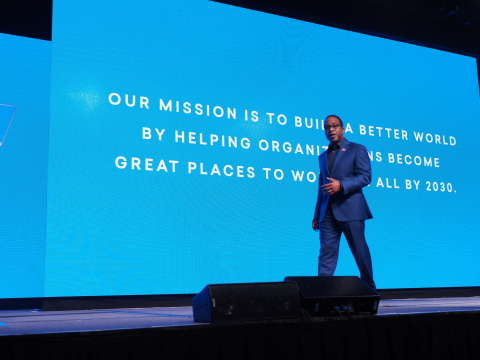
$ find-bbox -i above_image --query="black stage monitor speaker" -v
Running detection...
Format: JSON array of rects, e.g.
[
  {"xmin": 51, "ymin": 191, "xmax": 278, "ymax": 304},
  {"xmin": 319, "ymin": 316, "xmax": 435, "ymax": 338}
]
[
  {"xmin": 192, "ymin": 282, "xmax": 301, "ymax": 323},
  {"xmin": 284, "ymin": 276, "xmax": 380, "ymax": 316}
]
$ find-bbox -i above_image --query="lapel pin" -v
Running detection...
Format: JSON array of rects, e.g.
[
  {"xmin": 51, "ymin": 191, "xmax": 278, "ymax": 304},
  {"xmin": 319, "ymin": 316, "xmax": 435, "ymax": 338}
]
[{"xmin": 342, "ymin": 148, "xmax": 347, "ymax": 151}]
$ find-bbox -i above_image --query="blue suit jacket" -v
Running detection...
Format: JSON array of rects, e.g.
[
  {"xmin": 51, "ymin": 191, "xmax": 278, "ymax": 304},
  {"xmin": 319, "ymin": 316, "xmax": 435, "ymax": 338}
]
[{"xmin": 314, "ymin": 138, "xmax": 373, "ymax": 222}]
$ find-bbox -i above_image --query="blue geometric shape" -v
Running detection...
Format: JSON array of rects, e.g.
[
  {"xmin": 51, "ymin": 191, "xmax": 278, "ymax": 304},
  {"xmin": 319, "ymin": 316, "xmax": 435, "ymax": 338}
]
[
  {"xmin": 0, "ymin": 104, "xmax": 16, "ymax": 146},
  {"xmin": 0, "ymin": 322, "xmax": 9, "ymax": 327}
]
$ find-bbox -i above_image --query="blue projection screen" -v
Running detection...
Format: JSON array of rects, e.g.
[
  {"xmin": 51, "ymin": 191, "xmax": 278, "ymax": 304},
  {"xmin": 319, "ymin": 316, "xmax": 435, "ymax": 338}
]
[
  {"xmin": 45, "ymin": 0, "xmax": 480, "ymax": 296},
  {"xmin": 0, "ymin": 33, "xmax": 51, "ymax": 298}
]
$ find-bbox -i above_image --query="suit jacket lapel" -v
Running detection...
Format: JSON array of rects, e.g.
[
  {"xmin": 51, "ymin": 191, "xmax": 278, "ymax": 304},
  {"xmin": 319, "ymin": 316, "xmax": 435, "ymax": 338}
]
[
  {"xmin": 320, "ymin": 151, "xmax": 329, "ymax": 177},
  {"xmin": 331, "ymin": 138, "xmax": 350, "ymax": 175}
]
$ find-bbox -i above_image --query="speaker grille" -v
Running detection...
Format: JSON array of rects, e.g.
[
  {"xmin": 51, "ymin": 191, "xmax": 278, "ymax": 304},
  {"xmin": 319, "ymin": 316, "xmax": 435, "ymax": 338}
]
[
  {"xmin": 193, "ymin": 282, "xmax": 301, "ymax": 323},
  {"xmin": 284, "ymin": 276, "xmax": 380, "ymax": 316}
]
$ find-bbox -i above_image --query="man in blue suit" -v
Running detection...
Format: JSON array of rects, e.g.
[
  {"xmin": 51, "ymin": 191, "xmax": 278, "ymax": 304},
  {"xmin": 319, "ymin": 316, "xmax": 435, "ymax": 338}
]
[{"xmin": 312, "ymin": 115, "xmax": 375, "ymax": 289}]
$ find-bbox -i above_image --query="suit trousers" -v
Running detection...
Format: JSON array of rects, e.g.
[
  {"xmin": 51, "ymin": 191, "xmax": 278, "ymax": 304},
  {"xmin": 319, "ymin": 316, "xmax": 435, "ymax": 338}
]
[{"xmin": 319, "ymin": 206, "xmax": 376, "ymax": 289}]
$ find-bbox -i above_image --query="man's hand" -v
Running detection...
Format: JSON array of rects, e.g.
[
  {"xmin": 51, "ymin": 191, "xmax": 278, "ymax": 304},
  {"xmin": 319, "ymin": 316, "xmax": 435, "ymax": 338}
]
[
  {"xmin": 312, "ymin": 217, "xmax": 319, "ymax": 231},
  {"xmin": 321, "ymin": 177, "xmax": 342, "ymax": 195}
]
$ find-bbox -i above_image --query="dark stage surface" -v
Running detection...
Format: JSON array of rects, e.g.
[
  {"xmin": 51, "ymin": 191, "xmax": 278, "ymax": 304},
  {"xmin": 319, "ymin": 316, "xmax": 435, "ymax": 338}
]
[
  {"xmin": 1, "ymin": 297, "xmax": 480, "ymax": 359},
  {"xmin": 0, "ymin": 297, "xmax": 479, "ymax": 336}
]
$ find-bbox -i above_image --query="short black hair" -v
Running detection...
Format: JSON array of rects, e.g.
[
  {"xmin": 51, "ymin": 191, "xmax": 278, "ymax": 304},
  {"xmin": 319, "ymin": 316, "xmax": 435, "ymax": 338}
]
[{"xmin": 325, "ymin": 115, "xmax": 343, "ymax": 127}]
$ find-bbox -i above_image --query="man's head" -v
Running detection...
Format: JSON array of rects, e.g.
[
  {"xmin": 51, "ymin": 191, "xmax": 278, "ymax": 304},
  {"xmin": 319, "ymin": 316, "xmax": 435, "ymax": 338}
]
[{"xmin": 324, "ymin": 115, "xmax": 344, "ymax": 143}]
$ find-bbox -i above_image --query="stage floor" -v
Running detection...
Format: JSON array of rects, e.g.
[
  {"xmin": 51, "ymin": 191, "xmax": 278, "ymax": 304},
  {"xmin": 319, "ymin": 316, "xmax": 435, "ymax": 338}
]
[{"xmin": 1, "ymin": 297, "xmax": 479, "ymax": 337}]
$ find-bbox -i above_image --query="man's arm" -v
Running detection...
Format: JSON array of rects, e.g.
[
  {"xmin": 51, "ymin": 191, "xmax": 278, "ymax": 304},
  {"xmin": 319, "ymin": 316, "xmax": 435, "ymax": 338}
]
[{"xmin": 312, "ymin": 172, "xmax": 324, "ymax": 230}]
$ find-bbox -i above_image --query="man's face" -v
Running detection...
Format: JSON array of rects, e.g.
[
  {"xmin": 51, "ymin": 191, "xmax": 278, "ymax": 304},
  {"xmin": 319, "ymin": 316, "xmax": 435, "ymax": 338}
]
[{"xmin": 324, "ymin": 116, "xmax": 344, "ymax": 143}]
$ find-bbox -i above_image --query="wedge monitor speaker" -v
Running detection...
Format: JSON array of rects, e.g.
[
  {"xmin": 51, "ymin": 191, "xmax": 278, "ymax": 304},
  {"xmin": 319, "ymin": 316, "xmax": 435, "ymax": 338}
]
[
  {"xmin": 192, "ymin": 282, "xmax": 301, "ymax": 323},
  {"xmin": 284, "ymin": 276, "xmax": 380, "ymax": 316}
]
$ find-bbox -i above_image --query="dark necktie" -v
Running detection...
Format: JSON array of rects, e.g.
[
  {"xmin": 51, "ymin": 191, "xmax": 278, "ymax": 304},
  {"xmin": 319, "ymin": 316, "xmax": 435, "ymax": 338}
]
[{"xmin": 327, "ymin": 143, "xmax": 339, "ymax": 174}]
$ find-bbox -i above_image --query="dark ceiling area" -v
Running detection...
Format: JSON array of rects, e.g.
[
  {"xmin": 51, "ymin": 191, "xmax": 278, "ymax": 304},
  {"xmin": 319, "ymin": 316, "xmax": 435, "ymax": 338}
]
[
  {"xmin": 0, "ymin": 0, "xmax": 479, "ymax": 57},
  {"xmin": 213, "ymin": 0, "xmax": 480, "ymax": 57},
  {"xmin": 0, "ymin": 0, "xmax": 52, "ymax": 41}
]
